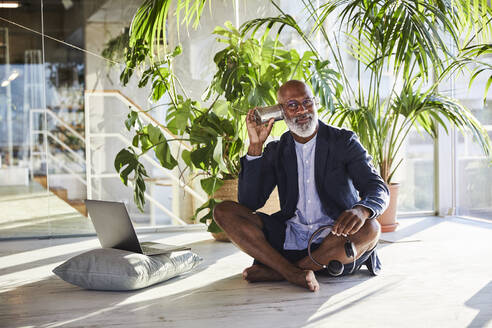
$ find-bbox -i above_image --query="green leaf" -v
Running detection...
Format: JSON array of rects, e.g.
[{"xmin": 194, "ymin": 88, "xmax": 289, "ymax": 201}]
[
  {"xmin": 120, "ymin": 67, "xmax": 131, "ymax": 86},
  {"xmin": 125, "ymin": 111, "xmax": 139, "ymax": 131},
  {"xmin": 114, "ymin": 148, "xmax": 136, "ymax": 185},
  {"xmin": 114, "ymin": 148, "xmax": 148, "ymax": 212},
  {"xmin": 138, "ymin": 68, "xmax": 153, "ymax": 88},
  {"xmin": 484, "ymin": 75, "xmax": 492, "ymax": 104},
  {"xmin": 139, "ymin": 134, "xmax": 152, "ymax": 152},
  {"xmin": 181, "ymin": 149, "xmax": 192, "ymax": 167},
  {"xmin": 211, "ymin": 100, "xmax": 230, "ymax": 117},
  {"xmin": 147, "ymin": 124, "xmax": 163, "ymax": 144},
  {"xmin": 132, "ymin": 135, "xmax": 139, "ymax": 147},
  {"xmin": 213, "ymin": 136, "xmax": 229, "ymax": 173},
  {"xmin": 141, "ymin": 124, "xmax": 178, "ymax": 169},
  {"xmin": 189, "ymin": 124, "xmax": 217, "ymax": 144},
  {"xmin": 151, "ymin": 80, "xmax": 167, "ymax": 102},
  {"xmin": 311, "ymin": 59, "xmax": 342, "ymax": 113},
  {"xmin": 194, "ymin": 198, "xmax": 213, "ymax": 216},
  {"xmin": 190, "ymin": 145, "xmax": 214, "ymax": 170},
  {"xmin": 205, "ymin": 112, "xmax": 223, "ymax": 133},
  {"xmin": 198, "ymin": 204, "xmax": 213, "ymax": 224},
  {"xmin": 191, "ymin": 198, "xmax": 223, "ymax": 232},
  {"xmin": 166, "ymin": 98, "xmax": 196, "ymax": 135},
  {"xmin": 207, "ymin": 219, "xmax": 223, "ymax": 233},
  {"xmin": 200, "ymin": 176, "xmax": 224, "ymax": 196},
  {"xmin": 171, "ymin": 44, "xmax": 182, "ymax": 57},
  {"xmin": 158, "ymin": 66, "xmax": 170, "ymax": 78},
  {"xmin": 155, "ymin": 141, "xmax": 178, "ymax": 170},
  {"xmin": 192, "ymin": 197, "xmax": 215, "ymax": 218},
  {"xmin": 228, "ymin": 137, "xmax": 243, "ymax": 158},
  {"xmin": 133, "ymin": 164, "xmax": 148, "ymax": 212}
]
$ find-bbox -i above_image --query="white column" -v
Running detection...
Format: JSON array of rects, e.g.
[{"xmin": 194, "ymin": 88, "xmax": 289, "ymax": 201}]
[
  {"xmin": 84, "ymin": 92, "xmax": 92, "ymax": 199},
  {"xmin": 435, "ymin": 123, "xmax": 456, "ymax": 216}
]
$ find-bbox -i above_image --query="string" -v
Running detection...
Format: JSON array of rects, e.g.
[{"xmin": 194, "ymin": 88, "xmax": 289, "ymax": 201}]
[{"xmin": 0, "ymin": 16, "xmax": 126, "ymax": 68}]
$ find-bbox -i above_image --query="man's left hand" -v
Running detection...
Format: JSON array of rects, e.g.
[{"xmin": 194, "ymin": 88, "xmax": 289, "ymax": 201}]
[{"xmin": 332, "ymin": 206, "xmax": 371, "ymax": 236}]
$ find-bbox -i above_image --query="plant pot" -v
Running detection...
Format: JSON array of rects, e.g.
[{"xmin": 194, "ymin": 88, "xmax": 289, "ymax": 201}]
[
  {"xmin": 211, "ymin": 178, "xmax": 280, "ymax": 242},
  {"xmin": 377, "ymin": 183, "xmax": 400, "ymax": 233},
  {"xmin": 211, "ymin": 179, "xmax": 238, "ymax": 242}
]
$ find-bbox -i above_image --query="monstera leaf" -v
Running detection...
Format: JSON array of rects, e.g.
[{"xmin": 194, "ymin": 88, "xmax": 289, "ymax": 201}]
[
  {"xmin": 114, "ymin": 148, "xmax": 148, "ymax": 211},
  {"xmin": 311, "ymin": 59, "xmax": 343, "ymax": 113}
]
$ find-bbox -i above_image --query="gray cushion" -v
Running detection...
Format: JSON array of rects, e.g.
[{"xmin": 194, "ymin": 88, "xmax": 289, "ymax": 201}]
[{"xmin": 53, "ymin": 248, "xmax": 203, "ymax": 291}]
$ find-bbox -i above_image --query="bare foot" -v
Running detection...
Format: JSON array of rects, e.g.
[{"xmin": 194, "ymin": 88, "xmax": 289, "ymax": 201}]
[
  {"xmin": 242, "ymin": 264, "xmax": 285, "ymax": 282},
  {"xmin": 286, "ymin": 269, "xmax": 319, "ymax": 292},
  {"xmin": 243, "ymin": 265, "xmax": 319, "ymax": 292}
]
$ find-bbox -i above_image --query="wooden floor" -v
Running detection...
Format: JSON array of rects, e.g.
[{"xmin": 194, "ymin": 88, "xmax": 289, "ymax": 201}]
[{"xmin": 0, "ymin": 216, "xmax": 491, "ymax": 328}]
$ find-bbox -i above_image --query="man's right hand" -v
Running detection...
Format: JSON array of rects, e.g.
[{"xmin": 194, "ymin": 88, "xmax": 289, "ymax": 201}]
[{"xmin": 246, "ymin": 108, "xmax": 275, "ymax": 156}]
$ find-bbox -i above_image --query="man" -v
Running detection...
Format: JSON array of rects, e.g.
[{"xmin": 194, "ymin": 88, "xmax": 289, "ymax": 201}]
[{"xmin": 213, "ymin": 80, "xmax": 389, "ymax": 292}]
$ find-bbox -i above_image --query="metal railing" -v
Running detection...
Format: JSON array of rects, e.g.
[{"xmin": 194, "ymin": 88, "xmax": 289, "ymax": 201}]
[
  {"xmin": 29, "ymin": 108, "xmax": 86, "ymax": 181},
  {"xmin": 46, "ymin": 153, "xmax": 87, "ymax": 186},
  {"xmin": 84, "ymin": 90, "xmax": 205, "ymax": 226}
]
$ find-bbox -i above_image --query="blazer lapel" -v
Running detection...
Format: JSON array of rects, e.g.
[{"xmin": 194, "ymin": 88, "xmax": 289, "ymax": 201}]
[{"xmin": 282, "ymin": 133, "xmax": 298, "ymax": 214}]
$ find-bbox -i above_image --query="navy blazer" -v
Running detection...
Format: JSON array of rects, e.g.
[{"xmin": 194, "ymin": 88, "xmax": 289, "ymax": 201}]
[{"xmin": 238, "ymin": 120, "xmax": 390, "ymax": 223}]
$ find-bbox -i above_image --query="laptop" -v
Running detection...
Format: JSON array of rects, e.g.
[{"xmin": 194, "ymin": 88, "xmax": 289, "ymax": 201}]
[{"xmin": 85, "ymin": 199, "xmax": 191, "ymax": 255}]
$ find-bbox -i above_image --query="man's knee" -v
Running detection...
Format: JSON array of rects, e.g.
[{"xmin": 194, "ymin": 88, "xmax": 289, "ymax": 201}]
[
  {"xmin": 360, "ymin": 218, "xmax": 381, "ymax": 241},
  {"xmin": 212, "ymin": 200, "xmax": 237, "ymax": 227},
  {"xmin": 213, "ymin": 201, "xmax": 263, "ymax": 230}
]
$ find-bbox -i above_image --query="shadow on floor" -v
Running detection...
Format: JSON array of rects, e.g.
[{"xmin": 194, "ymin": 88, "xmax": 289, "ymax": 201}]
[
  {"xmin": 0, "ymin": 270, "xmax": 386, "ymax": 327},
  {"xmin": 451, "ymin": 217, "xmax": 492, "ymax": 231},
  {"xmin": 378, "ymin": 216, "xmax": 445, "ymax": 247},
  {"xmin": 0, "ymin": 236, "xmax": 221, "ymax": 280},
  {"xmin": 465, "ymin": 280, "xmax": 492, "ymax": 328},
  {"xmin": 0, "ymin": 236, "xmax": 392, "ymax": 328},
  {"xmin": 378, "ymin": 216, "xmax": 492, "ymax": 248}
]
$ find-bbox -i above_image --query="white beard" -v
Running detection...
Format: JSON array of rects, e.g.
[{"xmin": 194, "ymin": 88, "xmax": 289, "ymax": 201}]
[{"xmin": 284, "ymin": 110, "xmax": 318, "ymax": 138}]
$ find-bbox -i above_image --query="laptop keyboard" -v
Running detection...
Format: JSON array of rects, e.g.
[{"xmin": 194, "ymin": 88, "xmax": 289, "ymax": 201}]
[{"xmin": 141, "ymin": 245, "xmax": 159, "ymax": 253}]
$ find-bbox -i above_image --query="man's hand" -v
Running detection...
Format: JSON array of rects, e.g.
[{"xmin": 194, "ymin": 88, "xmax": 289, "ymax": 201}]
[
  {"xmin": 246, "ymin": 108, "xmax": 274, "ymax": 156},
  {"xmin": 332, "ymin": 206, "xmax": 371, "ymax": 236}
]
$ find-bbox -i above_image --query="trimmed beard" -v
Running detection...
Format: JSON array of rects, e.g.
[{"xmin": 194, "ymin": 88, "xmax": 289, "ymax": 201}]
[{"xmin": 284, "ymin": 110, "xmax": 318, "ymax": 138}]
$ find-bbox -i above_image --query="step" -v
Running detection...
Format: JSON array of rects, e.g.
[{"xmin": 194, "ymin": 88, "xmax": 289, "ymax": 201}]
[
  {"xmin": 33, "ymin": 175, "xmax": 87, "ymax": 217},
  {"xmin": 33, "ymin": 175, "xmax": 47, "ymax": 189},
  {"xmin": 50, "ymin": 187, "xmax": 68, "ymax": 202},
  {"xmin": 68, "ymin": 199, "xmax": 87, "ymax": 217}
]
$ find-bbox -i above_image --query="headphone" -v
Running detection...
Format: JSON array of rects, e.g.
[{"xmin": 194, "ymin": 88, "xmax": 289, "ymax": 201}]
[{"xmin": 307, "ymin": 224, "xmax": 357, "ymax": 276}]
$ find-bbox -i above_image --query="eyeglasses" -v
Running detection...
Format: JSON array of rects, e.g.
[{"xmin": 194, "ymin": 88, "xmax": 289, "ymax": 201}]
[{"xmin": 282, "ymin": 97, "xmax": 316, "ymax": 113}]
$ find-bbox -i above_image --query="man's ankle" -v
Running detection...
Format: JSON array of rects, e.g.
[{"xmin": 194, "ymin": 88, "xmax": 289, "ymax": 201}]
[
  {"xmin": 296, "ymin": 257, "xmax": 323, "ymax": 271},
  {"xmin": 280, "ymin": 265, "xmax": 298, "ymax": 277}
]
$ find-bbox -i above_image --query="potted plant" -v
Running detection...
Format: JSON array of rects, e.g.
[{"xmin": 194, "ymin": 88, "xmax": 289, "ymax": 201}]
[
  {"xmin": 193, "ymin": 22, "xmax": 342, "ymax": 239},
  {"xmin": 113, "ymin": 17, "xmax": 341, "ymax": 238},
  {"xmin": 240, "ymin": 0, "xmax": 492, "ymax": 232}
]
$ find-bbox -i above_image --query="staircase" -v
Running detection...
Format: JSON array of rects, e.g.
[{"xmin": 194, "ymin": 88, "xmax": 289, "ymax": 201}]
[
  {"xmin": 29, "ymin": 90, "xmax": 206, "ymax": 226},
  {"xmin": 84, "ymin": 90, "xmax": 208, "ymax": 226},
  {"xmin": 30, "ymin": 106, "xmax": 89, "ymax": 218},
  {"xmin": 33, "ymin": 175, "xmax": 87, "ymax": 216}
]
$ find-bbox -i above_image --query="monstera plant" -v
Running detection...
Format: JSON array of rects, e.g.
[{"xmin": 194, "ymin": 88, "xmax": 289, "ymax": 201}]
[{"xmin": 114, "ymin": 19, "xmax": 341, "ymax": 232}]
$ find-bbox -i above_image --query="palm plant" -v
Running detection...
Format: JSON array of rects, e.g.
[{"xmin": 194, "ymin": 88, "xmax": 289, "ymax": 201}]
[
  {"xmin": 445, "ymin": 0, "xmax": 492, "ymax": 102},
  {"xmin": 240, "ymin": 0, "xmax": 492, "ymax": 183}
]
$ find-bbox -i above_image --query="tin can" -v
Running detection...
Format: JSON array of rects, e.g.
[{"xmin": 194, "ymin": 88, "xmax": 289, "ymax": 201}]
[{"xmin": 253, "ymin": 104, "xmax": 284, "ymax": 125}]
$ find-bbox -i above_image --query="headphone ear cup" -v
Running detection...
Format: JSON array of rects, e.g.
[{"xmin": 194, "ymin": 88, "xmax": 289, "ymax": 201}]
[
  {"xmin": 327, "ymin": 260, "xmax": 344, "ymax": 276},
  {"xmin": 344, "ymin": 240, "xmax": 357, "ymax": 258}
]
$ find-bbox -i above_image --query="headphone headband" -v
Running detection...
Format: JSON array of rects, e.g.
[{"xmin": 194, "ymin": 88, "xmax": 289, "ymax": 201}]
[{"xmin": 307, "ymin": 224, "xmax": 357, "ymax": 275}]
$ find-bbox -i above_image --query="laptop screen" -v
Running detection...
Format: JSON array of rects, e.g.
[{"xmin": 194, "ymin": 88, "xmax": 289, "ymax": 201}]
[{"xmin": 85, "ymin": 200, "xmax": 142, "ymax": 253}]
